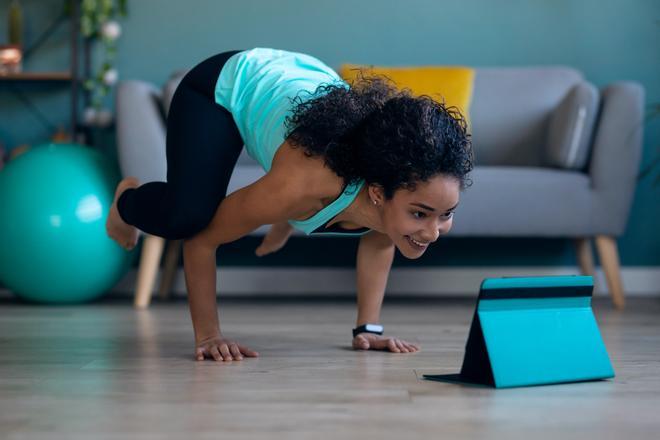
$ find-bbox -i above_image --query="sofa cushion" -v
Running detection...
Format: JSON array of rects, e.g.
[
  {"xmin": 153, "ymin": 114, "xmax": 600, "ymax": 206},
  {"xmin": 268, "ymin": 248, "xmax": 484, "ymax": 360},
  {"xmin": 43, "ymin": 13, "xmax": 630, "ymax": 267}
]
[
  {"xmin": 544, "ymin": 82, "xmax": 599, "ymax": 170},
  {"xmin": 448, "ymin": 166, "xmax": 592, "ymax": 236}
]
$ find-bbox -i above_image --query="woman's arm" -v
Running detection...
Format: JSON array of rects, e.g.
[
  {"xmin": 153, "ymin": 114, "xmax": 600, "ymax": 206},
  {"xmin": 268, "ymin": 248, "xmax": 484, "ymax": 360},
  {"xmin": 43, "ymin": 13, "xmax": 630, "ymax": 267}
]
[
  {"xmin": 183, "ymin": 239, "xmax": 222, "ymax": 341},
  {"xmin": 355, "ymin": 230, "xmax": 396, "ymax": 326},
  {"xmin": 184, "ymin": 170, "xmax": 310, "ymax": 359},
  {"xmin": 353, "ymin": 230, "xmax": 420, "ymax": 353},
  {"xmin": 192, "ymin": 170, "xmax": 304, "ymax": 249}
]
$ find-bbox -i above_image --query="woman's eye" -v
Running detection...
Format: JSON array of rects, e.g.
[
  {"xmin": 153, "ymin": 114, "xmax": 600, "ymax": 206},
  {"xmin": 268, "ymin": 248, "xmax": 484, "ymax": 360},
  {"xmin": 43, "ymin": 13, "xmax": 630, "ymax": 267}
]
[{"xmin": 412, "ymin": 211, "xmax": 453, "ymax": 220}]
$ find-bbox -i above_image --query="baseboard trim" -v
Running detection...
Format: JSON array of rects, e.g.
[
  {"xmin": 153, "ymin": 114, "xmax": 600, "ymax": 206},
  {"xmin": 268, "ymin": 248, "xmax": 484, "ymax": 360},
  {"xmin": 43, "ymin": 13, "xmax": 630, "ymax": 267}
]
[{"xmin": 106, "ymin": 266, "xmax": 660, "ymax": 297}]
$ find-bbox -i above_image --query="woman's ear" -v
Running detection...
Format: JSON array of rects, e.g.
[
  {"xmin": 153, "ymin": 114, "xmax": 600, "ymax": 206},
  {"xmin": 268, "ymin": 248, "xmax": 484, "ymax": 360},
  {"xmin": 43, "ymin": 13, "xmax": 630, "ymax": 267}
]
[{"xmin": 367, "ymin": 183, "xmax": 385, "ymax": 206}]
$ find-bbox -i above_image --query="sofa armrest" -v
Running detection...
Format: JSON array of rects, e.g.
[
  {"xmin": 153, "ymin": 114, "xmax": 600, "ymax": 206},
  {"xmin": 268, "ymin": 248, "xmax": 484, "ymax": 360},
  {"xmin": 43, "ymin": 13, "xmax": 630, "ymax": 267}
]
[
  {"xmin": 589, "ymin": 81, "xmax": 645, "ymax": 235},
  {"xmin": 115, "ymin": 80, "xmax": 168, "ymax": 182}
]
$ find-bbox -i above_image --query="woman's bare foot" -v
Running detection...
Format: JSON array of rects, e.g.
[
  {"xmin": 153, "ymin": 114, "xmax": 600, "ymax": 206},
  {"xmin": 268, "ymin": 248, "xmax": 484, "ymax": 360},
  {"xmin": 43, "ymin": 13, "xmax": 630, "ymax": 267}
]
[
  {"xmin": 255, "ymin": 221, "xmax": 293, "ymax": 257},
  {"xmin": 106, "ymin": 177, "xmax": 140, "ymax": 250}
]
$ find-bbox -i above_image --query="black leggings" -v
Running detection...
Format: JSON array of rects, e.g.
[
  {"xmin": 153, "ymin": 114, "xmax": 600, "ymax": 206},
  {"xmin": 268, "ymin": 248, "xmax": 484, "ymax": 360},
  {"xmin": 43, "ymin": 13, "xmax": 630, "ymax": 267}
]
[{"xmin": 117, "ymin": 49, "xmax": 245, "ymax": 240}]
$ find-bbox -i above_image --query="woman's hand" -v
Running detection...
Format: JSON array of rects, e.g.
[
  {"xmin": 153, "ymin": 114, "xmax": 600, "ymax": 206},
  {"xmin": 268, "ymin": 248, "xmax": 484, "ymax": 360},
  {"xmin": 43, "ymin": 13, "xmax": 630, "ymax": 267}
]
[
  {"xmin": 352, "ymin": 333, "xmax": 420, "ymax": 353},
  {"xmin": 195, "ymin": 333, "xmax": 260, "ymax": 362},
  {"xmin": 255, "ymin": 221, "xmax": 293, "ymax": 257}
]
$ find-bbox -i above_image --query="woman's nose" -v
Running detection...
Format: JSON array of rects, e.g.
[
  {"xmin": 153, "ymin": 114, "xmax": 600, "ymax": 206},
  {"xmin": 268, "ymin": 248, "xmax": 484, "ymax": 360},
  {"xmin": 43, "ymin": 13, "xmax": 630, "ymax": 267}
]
[
  {"xmin": 423, "ymin": 228, "xmax": 441, "ymax": 243},
  {"xmin": 430, "ymin": 221, "xmax": 452, "ymax": 240}
]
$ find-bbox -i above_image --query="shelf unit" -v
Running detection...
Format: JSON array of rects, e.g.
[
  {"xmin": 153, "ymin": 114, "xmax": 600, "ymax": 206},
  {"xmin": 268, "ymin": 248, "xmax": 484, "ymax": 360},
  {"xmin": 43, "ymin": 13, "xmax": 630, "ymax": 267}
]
[
  {"xmin": 0, "ymin": 72, "xmax": 72, "ymax": 81},
  {"xmin": 0, "ymin": 0, "xmax": 91, "ymax": 143}
]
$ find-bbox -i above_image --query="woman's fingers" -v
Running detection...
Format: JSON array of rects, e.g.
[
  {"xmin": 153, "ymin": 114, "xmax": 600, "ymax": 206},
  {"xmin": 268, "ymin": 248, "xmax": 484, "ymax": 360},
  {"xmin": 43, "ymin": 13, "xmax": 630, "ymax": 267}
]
[
  {"xmin": 209, "ymin": 345, "xmax": 223, "ymax": 362},
  {"xmin": 349, "ymin": 335, "xmax": 419, "ymax": 354},
  {"xmin": 238, "ymin": 344, "xmax": 259, "ymax": 357},
  {"xmin": 229, "ymin": 344, "xmax": 243, "ymax": 360},
  {"xmin": 195, "ymin": 337, "xmax": 259, "ymax": 362},
  {"xmin": 370, "ymin": 337, "xmax": 406, "ymax": 353},
  {"xmin": 401, "ymin": 341, "xmax": 416, "ymax": 352},
  {"xmin": 386, "ymin": 338, "xmax": 419, "ymax": 353},
  {"xmin": 387, "ymin": 338, "xmax": 400, "ymax": 353},
  {"xmin": 353, "ymin": 335, "xmax": 370, "ymax": 350},
  {"xmin": 196, "ymin": 344, "xmax": 258, "ymax": 361},
  {"xmin": 395, "ymin": 339, "xmax": 409, "ymax": 353},
  {"xmin": 218, "ymin": 344, "xmax": 233, "ymax": 361}
]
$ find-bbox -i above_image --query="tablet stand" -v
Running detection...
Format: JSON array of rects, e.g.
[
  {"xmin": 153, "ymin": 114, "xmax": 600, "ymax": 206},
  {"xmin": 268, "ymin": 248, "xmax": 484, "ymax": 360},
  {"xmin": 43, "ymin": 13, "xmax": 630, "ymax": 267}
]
[{"xmin": 424, "ymin": 275, "xmax": 615, "ymax": 388}]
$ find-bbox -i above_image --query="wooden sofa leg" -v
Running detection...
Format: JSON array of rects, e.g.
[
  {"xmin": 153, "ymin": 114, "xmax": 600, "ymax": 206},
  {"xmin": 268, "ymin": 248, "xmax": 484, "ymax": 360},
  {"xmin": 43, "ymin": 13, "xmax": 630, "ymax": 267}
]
[
  {"xmin": 594, "ymin": 235, "xmax": 626, "ymax": 310},
  {"xmin": 133, "ymin": 234, "xmax": 166, "ymax": 309},
  {"xmin": 158, "ymin": 239, "xmax": 182, "ymax": 300},
  {"xmin": 574, "ymin": 237, "xmax": 595, "ymax": 276}
]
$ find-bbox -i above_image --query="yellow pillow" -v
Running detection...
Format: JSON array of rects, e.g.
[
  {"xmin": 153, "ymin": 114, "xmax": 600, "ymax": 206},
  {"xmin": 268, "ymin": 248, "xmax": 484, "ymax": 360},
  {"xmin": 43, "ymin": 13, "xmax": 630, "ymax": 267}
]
[{"xmin": 339, "ymin": 63, "xmax": 475, "ymax": 130}]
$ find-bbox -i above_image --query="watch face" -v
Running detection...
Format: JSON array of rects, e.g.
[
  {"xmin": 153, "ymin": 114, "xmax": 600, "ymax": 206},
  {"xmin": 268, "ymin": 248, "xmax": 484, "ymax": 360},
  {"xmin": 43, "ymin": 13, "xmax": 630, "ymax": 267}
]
[{"xmin": 365, "ymin": 324, "xmax": 383, "ymax": 332}]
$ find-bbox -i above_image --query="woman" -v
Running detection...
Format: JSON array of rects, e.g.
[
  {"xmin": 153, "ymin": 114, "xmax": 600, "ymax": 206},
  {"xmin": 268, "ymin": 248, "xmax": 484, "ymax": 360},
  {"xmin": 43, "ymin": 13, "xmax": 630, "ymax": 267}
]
[{"xmin": 106, "ymin": 47, "xmax": 473, "ymax": 362}]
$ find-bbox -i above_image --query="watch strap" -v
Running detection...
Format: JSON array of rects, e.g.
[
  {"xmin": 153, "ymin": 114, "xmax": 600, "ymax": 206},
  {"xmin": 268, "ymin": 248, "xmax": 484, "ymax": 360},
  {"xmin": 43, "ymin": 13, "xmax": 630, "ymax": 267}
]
[{"xmin": 352, "ymin": 323, "xmax": 384, "ymax": 338}]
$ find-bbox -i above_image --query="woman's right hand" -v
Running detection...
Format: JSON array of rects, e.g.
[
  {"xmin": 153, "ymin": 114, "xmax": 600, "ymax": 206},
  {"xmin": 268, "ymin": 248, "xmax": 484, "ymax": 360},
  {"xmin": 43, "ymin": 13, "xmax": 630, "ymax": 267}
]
[{"xmin": 195, "ymin": 333, "xmax": 260, "ymax": 362}]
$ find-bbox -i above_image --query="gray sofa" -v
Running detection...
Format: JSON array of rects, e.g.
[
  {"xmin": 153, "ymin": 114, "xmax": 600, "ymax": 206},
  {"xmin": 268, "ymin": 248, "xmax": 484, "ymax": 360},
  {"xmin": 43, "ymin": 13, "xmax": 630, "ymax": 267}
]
[{"xmin": 116, "ymin": 65, "xmax": 644, "ymax": 309}]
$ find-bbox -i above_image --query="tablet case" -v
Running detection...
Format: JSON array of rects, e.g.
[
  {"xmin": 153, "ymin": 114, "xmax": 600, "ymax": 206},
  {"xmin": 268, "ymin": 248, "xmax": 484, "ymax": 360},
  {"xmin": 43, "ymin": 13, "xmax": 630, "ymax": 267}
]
[{"xmin": 423, "ymin": 275, "xmax": 615, "ymax": 388}]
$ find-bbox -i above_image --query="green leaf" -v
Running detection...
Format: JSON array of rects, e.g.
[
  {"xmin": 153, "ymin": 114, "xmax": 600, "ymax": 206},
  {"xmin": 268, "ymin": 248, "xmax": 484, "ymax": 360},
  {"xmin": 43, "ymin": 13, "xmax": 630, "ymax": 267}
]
[{"xmin": 81, "ymin": 17, "xmax": 93, "ymax": 37}]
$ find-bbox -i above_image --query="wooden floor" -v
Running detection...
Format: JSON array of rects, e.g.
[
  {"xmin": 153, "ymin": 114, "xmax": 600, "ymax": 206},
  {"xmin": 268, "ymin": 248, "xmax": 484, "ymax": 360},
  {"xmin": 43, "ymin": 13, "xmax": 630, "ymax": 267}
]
[{"xmin": 1, "ymin": 295, "xmax": 659, "ymax": 439}]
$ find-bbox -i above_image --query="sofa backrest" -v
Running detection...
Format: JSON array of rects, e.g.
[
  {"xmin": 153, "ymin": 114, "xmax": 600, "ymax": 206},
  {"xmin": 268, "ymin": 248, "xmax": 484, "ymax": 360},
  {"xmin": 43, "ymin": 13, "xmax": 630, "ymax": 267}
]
[{"xmin": 162, "ymin": 66, "xmax": 590, "ymax": 168}]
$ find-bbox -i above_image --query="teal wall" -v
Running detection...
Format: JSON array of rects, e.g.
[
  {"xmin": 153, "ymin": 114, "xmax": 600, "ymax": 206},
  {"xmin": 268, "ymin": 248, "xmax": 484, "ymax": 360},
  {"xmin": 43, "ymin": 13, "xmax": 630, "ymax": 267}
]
[{"xmin": 1, "ymin": 0, "xmax": 659, "ymax": 267}]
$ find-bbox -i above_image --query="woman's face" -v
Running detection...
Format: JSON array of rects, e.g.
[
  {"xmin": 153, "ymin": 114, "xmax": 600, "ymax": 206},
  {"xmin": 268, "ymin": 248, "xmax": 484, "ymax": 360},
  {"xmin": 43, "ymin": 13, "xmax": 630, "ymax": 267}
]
[{"xmin": 372, "ymin": 175, "xmax": 460, "ymax": 259}]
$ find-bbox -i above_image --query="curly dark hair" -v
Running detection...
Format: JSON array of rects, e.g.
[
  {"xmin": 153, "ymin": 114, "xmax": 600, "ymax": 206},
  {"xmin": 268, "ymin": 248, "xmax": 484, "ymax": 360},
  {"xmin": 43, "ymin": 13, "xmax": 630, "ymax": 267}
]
[{"xmin": 283, "ymin": 70, "xmax": 474, "ymax": 200}]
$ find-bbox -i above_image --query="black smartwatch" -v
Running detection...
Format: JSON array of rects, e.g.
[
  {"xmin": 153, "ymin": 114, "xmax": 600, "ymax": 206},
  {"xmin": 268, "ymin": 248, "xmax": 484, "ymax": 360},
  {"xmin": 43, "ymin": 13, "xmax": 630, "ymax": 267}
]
[{"xmin": 352, "ymin": 323, "xmax": 384, "ymax": 338}]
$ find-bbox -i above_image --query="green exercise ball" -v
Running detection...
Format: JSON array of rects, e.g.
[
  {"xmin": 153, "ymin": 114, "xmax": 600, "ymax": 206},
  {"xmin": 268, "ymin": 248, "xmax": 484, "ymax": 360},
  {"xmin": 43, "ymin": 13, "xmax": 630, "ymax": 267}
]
[{"xmin": 0, "ymin": 143, "xmax": 133, "ymax": 304}]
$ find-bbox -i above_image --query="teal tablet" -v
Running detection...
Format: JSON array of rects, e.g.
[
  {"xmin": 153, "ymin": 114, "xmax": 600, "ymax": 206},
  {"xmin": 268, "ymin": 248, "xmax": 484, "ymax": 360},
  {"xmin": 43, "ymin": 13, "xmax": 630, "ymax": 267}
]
[{"xmin": 423, "ymin": 275, "xmax": 615, "ymax": 388}]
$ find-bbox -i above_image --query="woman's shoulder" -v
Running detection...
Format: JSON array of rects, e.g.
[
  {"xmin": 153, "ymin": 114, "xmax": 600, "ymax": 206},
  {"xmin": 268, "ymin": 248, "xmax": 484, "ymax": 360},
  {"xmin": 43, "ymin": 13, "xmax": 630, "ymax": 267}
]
[{"xmin": 270, "ymin": 139, "xmax": 345, "ymax": 201}]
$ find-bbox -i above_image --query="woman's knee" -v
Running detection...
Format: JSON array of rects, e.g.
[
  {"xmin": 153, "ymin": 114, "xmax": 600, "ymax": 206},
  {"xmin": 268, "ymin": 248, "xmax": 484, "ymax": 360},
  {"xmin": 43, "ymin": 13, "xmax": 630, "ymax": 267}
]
[{"xmin": 165, "ymin": 204, "xmax": 217, "ymax": 240}]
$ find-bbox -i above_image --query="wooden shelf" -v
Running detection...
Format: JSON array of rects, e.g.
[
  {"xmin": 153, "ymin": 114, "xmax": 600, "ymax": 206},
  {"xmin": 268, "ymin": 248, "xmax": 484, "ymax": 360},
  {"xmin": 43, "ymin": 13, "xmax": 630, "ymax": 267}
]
[{"xmin": 0, "ymin": 71, "xmax": 73, "ymax": 81}]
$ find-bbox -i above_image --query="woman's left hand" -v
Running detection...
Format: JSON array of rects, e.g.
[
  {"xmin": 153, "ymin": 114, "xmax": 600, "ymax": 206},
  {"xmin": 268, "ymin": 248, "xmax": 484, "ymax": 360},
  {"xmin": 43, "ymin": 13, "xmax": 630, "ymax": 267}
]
[{"xmin": 352, "ymin": 333, "xmax": 420, "ymax": 353}]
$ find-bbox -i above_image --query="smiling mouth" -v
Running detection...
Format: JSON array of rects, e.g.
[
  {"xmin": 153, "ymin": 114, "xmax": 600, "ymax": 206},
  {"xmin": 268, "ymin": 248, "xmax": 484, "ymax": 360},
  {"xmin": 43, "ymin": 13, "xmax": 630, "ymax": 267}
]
[{"xmin": 405, "ymin": 235, "xmax": 429, "ymax": 249}]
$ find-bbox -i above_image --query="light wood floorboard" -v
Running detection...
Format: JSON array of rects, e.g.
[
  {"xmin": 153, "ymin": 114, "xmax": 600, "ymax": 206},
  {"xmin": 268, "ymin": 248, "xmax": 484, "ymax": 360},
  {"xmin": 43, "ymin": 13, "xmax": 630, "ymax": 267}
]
[{"xmin": 1, "ymin": 296, "xmax": 659, "ymax": 439}]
